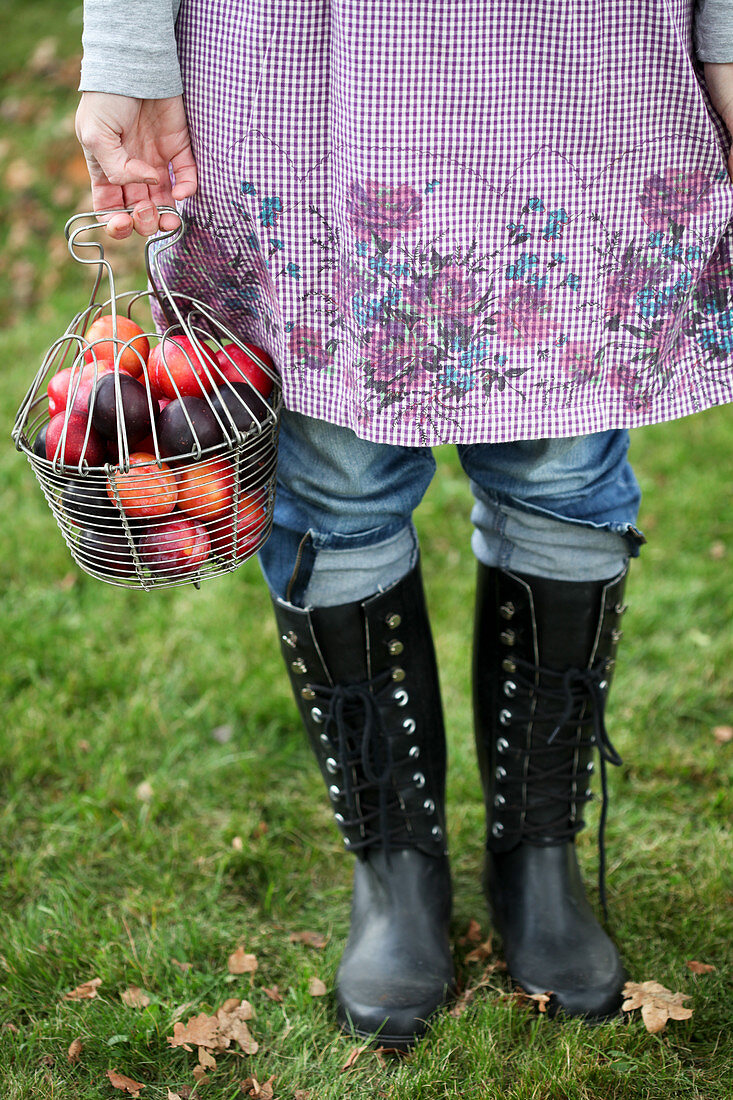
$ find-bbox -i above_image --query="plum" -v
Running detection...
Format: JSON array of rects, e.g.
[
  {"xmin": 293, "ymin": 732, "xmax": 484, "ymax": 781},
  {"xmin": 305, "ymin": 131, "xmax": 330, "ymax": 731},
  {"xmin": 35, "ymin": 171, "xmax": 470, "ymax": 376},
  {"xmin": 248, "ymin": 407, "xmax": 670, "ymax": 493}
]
[
  {"xmin": 91, "ymin": 372, "xmax": 155, "ymax": 447},
  {"xmin": 76, "ymin": 526, "xmax": 137, "ymax": 577},
  {"xmin": 61, "ymin": 479, "xmax": 120, "ymax": 528},
  {"xmin": 32, "ymin": 424, "xmax": 48, "ymax": 459},
  {"xmin": 210, "ymin": 382, "xmax": 270, "ymax": 436},
  {"xmin": 139, "ymin": 515, "xmax": 210, "ymax": 577},
  {"xmin": 157, "ymin": 396, "xmax": 223, "ymax": 458},
  {"xmin": 46, "ymin": 411, "xmax": 106, "ymax": 468}
]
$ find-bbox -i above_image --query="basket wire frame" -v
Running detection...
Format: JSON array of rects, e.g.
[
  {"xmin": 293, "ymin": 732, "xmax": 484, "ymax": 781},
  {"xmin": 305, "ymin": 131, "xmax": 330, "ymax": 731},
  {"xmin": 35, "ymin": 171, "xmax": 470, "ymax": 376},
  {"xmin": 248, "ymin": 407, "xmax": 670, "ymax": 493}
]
[{"xmin": 12, "ymin": 208, "xmax": 282, "ymax": 591}]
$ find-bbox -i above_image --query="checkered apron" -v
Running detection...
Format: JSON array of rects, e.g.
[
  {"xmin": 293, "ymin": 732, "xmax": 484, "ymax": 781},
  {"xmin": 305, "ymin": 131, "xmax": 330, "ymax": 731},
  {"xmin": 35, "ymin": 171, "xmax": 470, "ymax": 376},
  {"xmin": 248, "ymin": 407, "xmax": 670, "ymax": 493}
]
[{"xmin": 159, "ymin": 0, "xmax": 733, "ymax": 445}]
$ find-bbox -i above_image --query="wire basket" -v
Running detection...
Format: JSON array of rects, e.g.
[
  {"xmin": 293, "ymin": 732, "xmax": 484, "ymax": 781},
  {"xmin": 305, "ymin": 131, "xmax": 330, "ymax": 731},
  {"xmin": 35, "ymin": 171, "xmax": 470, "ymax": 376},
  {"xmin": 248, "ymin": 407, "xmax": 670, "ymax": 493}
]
[{"xmin": 12, "ymin": 208, "xmax": 282, "ymax": 591}]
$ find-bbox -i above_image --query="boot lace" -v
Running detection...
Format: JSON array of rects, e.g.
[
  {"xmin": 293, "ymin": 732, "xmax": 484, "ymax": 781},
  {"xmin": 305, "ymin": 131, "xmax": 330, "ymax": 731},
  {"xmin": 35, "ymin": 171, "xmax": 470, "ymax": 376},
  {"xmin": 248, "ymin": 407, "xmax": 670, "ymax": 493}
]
[
  {"xmin": 502, "ymin": 656, "xmax": 623, "ymax": 915},
  {"xmin": 316, "ymin": 669, "xmax": 428, "ymax": 857}
]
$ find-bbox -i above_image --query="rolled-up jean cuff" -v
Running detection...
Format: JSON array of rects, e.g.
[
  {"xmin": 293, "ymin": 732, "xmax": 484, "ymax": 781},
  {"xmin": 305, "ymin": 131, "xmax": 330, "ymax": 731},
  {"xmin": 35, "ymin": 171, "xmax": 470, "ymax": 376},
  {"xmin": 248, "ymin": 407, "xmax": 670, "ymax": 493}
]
[{"xmin": 470, "ymin": 490, "xmax": 644, "ymax": 582}]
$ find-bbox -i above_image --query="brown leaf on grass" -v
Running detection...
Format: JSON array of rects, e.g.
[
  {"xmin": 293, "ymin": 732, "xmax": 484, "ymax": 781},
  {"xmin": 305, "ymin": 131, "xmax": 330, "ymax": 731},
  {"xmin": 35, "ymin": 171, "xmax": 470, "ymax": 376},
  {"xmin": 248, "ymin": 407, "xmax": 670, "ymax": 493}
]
[
  {"xmin": 289, "ymin": 930, "xmax": 327, "ymax": 949},
  {"xmin": 262, "ymin": 986, "xmax": 283, "ymax": 1003},
  {"xmin": 621, "ymin": 980, "xmax": 693, "ymax": 1034},
  {"xmin": 686, "ymin": 960, "xmax": 716, "ymax": 975},
  {"xmin": 457, "ymin": 918, "xmax": 483, "ymax": 946},
  {"xmin": 121, "ymin": 986, "xmax": 151, "ymax": 1008},
  {"xmin": 228, "ymin": 947, "xmax": 258, "ymax": 974},
  {"xmin": 240, "ymin": 1075, "xmax": 276, "ymax": 1098},
  {"xmin": 168, "ymin": 1088, "xmax": 192, "ymax": 1100},
  {"xmin": 449, "ymin": 989, "xmax": 475, "ymax": 1019},
  {"xmin": 713, "ymin": 725, "xmax": 733, "ymax": 744},
  {"xmin": 307, "ymin": 977, "xmax": 327, "ymax": 997},
  {"xmin": 167, "ymin": 1013, "xmax": 221, "ymax": 1052},
  {"xmin": 341, "ymin": 1044, "xmax": 368, "ymax": 1070},
  {"xmin": 198, "ymin": 1047, "xmax": 217, "ymax": 1070},
  {"xmin": 64, "ymin": 977, "xmax": 102, "ymax": 1000},
  {"xmin": 3, "ymin": 1023, "xmax": 20, "ymax": 1033},
  {"xmin": 192, "ymin": 1066, "xmax": 209, "ymax": 1085},
  {"xmin": 172, "ymin": 959, "xmax": 192, "ymax": 972},
  {"xmin": 293, "ymin": 1092, "xmax": 312, "ymax": 1100},
  {"xmin": 167, "ymin": 1092, "xmax": 183, "ymax": 1100},
  {"xmin": 106, "ymin": 1069, "xmax": 146, "ymax": 1095},
  {"xmin": 67, "ymin": 1038, "xmax": 83, "ymax": 1064},
  {"xmin": 509, "ymin": 988, "xmax": 552, "ymax": 1013},
  {"xmin": 217, "ymin": 1001, "xmax": 258, "ymax": 1054},
  {"xmin": 464, "ymin": 937, "xmax": 494, "ymax": 964}
]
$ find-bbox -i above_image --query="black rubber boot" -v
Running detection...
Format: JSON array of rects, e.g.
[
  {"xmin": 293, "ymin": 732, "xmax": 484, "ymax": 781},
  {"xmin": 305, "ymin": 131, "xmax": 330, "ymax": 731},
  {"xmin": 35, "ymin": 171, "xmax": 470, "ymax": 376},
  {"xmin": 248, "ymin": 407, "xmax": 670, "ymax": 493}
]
[
  {"xmin": 272, "ymin": 562, "xmax": 455, "ymax": 1049},
  {"xmin": 473, "ymin": 564, "xmax": 629, "ymax": 1020}
]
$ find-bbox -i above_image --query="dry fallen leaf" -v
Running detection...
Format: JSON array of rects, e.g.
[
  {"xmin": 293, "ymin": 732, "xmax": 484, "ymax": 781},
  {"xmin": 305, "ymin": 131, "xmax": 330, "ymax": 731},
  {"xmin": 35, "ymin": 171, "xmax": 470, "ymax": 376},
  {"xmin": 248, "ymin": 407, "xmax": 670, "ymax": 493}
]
[
  {"xmin": 167, "ymin": 1092, "xmax": 183, "ymax": 1100},
  {"xmin": 240, "ymin": 1075, "xmax": 276, "ymax": 1098},
  {"xmin": 232, "ymin": 836, "xmax": 244, "ymax": 851},
  {"xmin": 67, "ymin": 1038, "xmax": 83, "ymax": 1064},
  {"xmin": 135, "ymin": 781, "xmax": 154, "ymax": 803},
  {"xmin": 713, "ymin": 725, "xmax": 733, "ymax": 744},
  {"xmin": 262, "ymin": 986, "xmax": 283, "ymax": 1003},
  {"xmin": 192, "ymin": 1066, "xmax": 209, "ymax": 1085},
  {"xmin": 686, "ymin": 960, "xmax": 716, "ymax": 975},
  {"xmin": 64, "ymin": 977, "xmax": 102, "ymax": 1001},
  {"xmin": 308, "ymin": 977, "xmax": 327, "ymax": 997},
  {"xmin": 217, "ymin": 1000, "xmax": 258, "ymax": 1054},
  {"xmin": 293, "ymin": 1092, "xmax": 312, "ymax": 1100},
  {"xmin": 198, "ymin": 1047, "xmax": 217, "ymax": 1070},
  {"xmin": 622, "ymin": 980, "xmax": 693, "ymax": 1034},
  {"xmin": 464, "ymin": 937, "xmax": 494, "ymax": 965},
  {"xmin": 458, "ymin": 918, "xmax": 483, "ymax": 946},
  {"xmin": 341, "ymin": 1044, "xmax": 368, "ymax": 1070},
  {"xmin": 228, "ymin": 947, "xmax": 258, "ymax": 975},
  {"xmin": 289, "ymin": 930, "xmax": 327, "ymax": 949},
  {"xmin": 121, "ymin": 986, "xmax": 151, "ymax": 1008},
  {"xmin": 509, "ymin": 988, "xmax": 552, "ymax": 1013},
  {"xmin": 106, "ymin": 1069, "xmax": 146, "ymax": 1095},
  {"xmin": 172, "ymin": 959, "xmax": 192, "ymax": 972},
  {"xmin": 449, "ymin": 989, "xmax": 475, "ymax": 1019},
  {"xmin": 168, "ymin": 1013, "xmax": 221, "ymax": 1052}
]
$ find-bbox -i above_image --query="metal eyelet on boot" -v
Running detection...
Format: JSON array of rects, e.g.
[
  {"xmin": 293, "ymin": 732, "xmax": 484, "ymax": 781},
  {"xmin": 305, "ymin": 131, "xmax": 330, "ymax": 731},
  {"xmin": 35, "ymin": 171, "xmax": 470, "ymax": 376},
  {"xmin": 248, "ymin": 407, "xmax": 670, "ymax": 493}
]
[
  {"xmin": 319, "ymin": 732, "xmax": 330, "ymax": 746},
  {"xmin": 492, "ymin": 821, "xmax": 504, "ymax": 837},
  {"xmin": 281, "ymin": 631, "xmax": 298, "ymax": 648},
  {"xmin": 495, "ymin": 765, "xmax": 507, "ymax": 780},
  {"xmin": 502, "ymin": 657, "xmax": 516, "ymax": 674},
  {"xmin": 311, "ymin": 707, "xmax": 324, "ymax": 723},
  {"xmin": 385, "ymin": 612, "xmax": 401, "ymax": 629},
  {"xmin": 431, "ymin": 825, "xmax": 443, "ymax": 841},
  {"xmin": 391, "ymin": 667, "xmax": 406, "ymax": 682},
  {"xmin": 393, "ymin": 688, "xmax": 409, "ymax": 706},
  {"xmin": 387, "ymin": 639, "xmax": 404, "ymax": 656},
  {"xmin": 403, "ymin": 717, "xmax": 416, "ymax": 733},
  {"xmin": 499, "ymin": 601, "xmax": 515, "ymax": 620},
  {"xmin": 500, "ymin": 629, "xmax": 516, "ymax": 646},
  {"xmin": 329, "ymin": 784, "xmax": 341, "ymax": 801},
  {"xmin": 334, "ymin": 813, "xmax": 345, "ymax": 825},
  {"xmin": 413, "ymin": 772, "xmax": 426, "ymax": 789},
  {"xmin": 291, "ymin": 657, "xmax": 307, "ymax": 674},
  {"xmin": 494, "ymin": 793, "xmax": 506, "ymax": 807},
  {"xmin": 301, "ymin": 685, "xmax": 315, "ymax": 700},
  {"xmin": 409, "ymin": 745, "xmax": 420, "ymax": 759},
  {"xmin": 326, "ymin": 758, "xmax": 338, "ymax": 774},
  {"xmin": 423, "ymin": 799, "xmax": 435, "ymax": 813},
  {"xmin": 499, "ymin": 706, "xmax": 512, "ymax": 725},
  {"xmin": 343, "ymin": 837, "xmax": 352, "ymax": 849},
  {"xmin": 503, "ymin": 680, "xmax": 517, "ymax": 697},
  {"xmin": 497, "ymin": 737, "xmax": 510, "ymax": 753},
  {"xmin": 586, "ymin": 762, "xmax": 594, "ymax": 773}
]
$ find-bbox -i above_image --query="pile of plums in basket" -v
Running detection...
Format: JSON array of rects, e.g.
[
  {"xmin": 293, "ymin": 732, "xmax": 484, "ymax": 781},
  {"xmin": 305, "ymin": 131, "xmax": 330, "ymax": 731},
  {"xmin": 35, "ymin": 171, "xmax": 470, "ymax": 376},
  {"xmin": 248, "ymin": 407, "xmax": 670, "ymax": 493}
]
[{"xmin": 38, "ymin": 316, "xmax": 277, "ymax": 579}]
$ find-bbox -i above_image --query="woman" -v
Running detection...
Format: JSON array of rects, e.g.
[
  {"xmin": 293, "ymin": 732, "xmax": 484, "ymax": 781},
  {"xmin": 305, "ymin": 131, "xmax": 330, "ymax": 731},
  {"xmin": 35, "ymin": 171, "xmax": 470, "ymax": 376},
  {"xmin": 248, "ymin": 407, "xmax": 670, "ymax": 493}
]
[{"xmin": 76, "ymin": 0, "xmax": 733, "ymax": 1048}]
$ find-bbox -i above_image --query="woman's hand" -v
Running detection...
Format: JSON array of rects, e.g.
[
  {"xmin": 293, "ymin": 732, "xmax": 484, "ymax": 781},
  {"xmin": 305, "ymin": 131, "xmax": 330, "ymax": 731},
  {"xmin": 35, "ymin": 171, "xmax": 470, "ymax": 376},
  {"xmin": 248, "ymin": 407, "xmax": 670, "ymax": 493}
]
[
  {"xmin": 75, "ymin": 92, "xmax": 198, "ymax": 238},
  {"xmin": 703, "ymin": 62, "xmax": 733, "ymax": 183}
]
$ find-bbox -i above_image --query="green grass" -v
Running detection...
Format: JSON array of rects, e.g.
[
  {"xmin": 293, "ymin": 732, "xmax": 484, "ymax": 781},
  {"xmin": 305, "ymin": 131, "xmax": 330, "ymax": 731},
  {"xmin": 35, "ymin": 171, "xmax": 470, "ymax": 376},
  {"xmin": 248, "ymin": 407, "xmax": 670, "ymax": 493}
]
[{"xmin": 1, "ymin": 4, "xmax": 732, "ymax": 1097}]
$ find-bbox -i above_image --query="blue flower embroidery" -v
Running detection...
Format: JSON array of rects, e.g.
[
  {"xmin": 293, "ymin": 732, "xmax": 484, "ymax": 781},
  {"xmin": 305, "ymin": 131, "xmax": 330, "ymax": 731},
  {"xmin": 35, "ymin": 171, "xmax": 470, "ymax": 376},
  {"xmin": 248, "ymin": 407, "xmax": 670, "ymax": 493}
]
[
  {"xmin": 527, "ymin": 197, "xmax": 545, "ymax": 212},
  {"xmin": 240, "ymin": 180, "xmax": 257, "ymax": 195},
  {"xmin": 285, "ymin": 262, "xmax": 301, "ymax": 280},
  {"xmin": 260, "ymin": 196, "xmax": 283, "ymax": 228},
  {"xmin": 505, "ymin": 253, "xmax": 539, "ymax": 280},
  {"xmin": 542, "ymin": 208, "xmax": 570, "ymax": 242},
  {"xmin": 425, "ymin": 179, "xmax": 441, "ymax": 193}
]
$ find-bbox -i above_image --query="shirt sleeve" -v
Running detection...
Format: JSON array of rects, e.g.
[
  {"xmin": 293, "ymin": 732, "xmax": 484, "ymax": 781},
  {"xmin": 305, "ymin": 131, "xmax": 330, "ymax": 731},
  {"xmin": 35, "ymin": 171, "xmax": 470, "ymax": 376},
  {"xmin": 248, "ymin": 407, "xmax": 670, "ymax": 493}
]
[
  {"xmin": 695, "ymin": 0, "xmax": 733, "ymax": 63},
  {"xmin": 79, "ymin": 0, "xmax": 184, "ymax": 98}
]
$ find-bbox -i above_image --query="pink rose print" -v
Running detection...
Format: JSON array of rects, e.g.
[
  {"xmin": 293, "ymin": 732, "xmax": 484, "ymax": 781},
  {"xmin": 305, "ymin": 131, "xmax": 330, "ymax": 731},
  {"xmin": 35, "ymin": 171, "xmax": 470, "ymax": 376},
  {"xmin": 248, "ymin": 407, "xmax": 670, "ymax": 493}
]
[
  {"xmin": 496, "ymin": 283, "xmax": 557, "ymax": 344},
  {"xmin": 638, "ymin": 168, "xmax": 713, "ymax": 232},
  {"xmin": 403, "ymin": 264, "xmax": 481, "ymax": 321},
  {"xmin": 346, "ymin": 179, "xmax": 423, "ymax": 242},
  {"xmin": 288, "ymin": 324, "xmax": 330, "ymax": 370}
]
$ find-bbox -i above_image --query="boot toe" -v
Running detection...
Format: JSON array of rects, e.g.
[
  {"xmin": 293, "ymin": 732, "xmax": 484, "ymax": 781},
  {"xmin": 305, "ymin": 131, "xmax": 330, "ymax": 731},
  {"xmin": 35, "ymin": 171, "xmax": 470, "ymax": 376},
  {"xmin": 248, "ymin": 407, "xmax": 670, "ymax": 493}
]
[
  {"xmin": 508, "ymin": 943, "xmax": 626, "ymax": 1021},
  {"xmin": 336, "ymin": 967, "xmax": 454, "ymax": 1049}
]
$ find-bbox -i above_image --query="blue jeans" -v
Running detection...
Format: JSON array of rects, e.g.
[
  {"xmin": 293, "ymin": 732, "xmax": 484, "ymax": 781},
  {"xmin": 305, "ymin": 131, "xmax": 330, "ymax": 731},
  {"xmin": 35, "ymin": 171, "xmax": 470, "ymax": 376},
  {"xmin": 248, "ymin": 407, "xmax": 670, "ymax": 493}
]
[{"xmin": 259, "ymin": 411, "xmax": 644, "ymax": 607}]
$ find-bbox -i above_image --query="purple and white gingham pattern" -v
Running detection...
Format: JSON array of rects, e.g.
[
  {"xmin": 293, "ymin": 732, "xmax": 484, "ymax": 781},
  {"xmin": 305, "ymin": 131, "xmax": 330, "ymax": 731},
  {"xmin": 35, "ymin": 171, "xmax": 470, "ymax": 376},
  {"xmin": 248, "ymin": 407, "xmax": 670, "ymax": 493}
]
[{"xmin": 158, "ymin": 0, "xmax": 733, "ymax": 446}]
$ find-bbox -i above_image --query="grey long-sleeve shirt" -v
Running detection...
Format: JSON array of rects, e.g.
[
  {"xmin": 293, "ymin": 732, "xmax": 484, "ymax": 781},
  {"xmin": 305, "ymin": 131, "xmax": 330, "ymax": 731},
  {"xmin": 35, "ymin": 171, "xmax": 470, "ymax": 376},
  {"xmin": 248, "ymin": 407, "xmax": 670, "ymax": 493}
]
[{"xmin": 79, "ymin": 0, "xmax": 733, "ymax": 101}]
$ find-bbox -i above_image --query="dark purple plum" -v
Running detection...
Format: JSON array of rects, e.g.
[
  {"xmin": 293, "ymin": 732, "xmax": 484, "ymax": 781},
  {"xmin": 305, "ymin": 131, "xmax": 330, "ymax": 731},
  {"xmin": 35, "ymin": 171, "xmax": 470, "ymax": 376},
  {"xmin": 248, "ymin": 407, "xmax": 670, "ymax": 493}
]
[
  {"xmin": 91, "ymin": 372, "xmax": 154, "ymax": 447},
  {"xmin": 75, "ymin": 526, "xmax": 137, "ymax": 577},
  {"xmin": 210, "ymin": 383, "xmax": 269, "ymax": 435},
  {"xmin": 32, "ymin": 424, "xmax": 48, "ymax": 459},
  {"xmin": 157, "ymin": 396, "xmax": 223, "ymax": 458},
  {"xmin": 61, "ymin": 479, "xmax": 119, "ymax": 528}
]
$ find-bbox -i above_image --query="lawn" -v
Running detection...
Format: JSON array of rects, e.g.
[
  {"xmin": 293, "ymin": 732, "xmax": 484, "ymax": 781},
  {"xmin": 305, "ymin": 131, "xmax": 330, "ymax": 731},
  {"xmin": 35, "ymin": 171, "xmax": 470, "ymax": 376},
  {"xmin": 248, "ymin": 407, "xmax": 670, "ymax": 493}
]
[{"xmin": 1, "ymin": 5, "xmax": 731, "ymax": 1098}]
